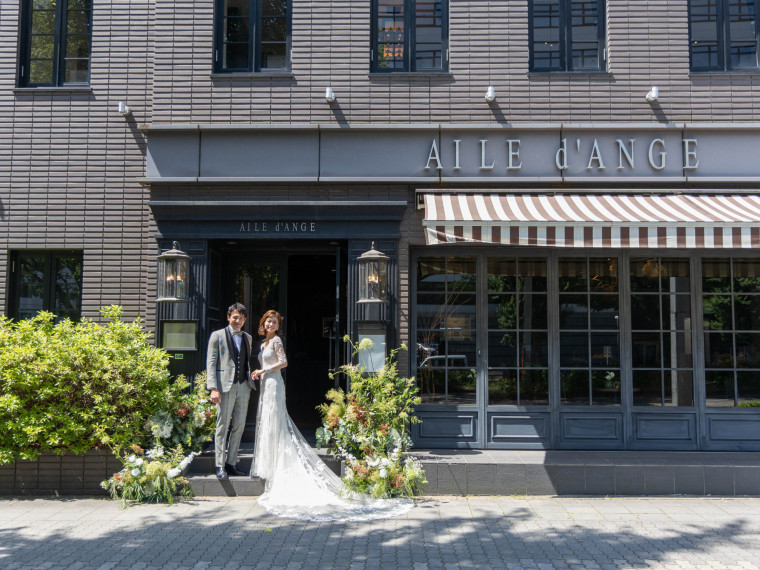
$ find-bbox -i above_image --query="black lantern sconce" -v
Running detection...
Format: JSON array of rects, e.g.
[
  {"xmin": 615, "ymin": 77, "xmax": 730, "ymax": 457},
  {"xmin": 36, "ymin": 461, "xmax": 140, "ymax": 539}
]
[
  {"xmin": 156, "ymin": 241, "xmax": 190, "ymax": 302},
  {"xmin": 357, "ymin": 242, "xmax": 389, "ymax": 304}
]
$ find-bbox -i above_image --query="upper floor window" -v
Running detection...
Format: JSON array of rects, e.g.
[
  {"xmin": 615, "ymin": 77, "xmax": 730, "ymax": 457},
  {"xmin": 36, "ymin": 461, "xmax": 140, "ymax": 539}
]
[
  {"xmin": 689, "ymin": 0, "xmax": 759, "ymax": 71},
  {"xmin": 214, "ymin": 0, "xmax": 290, "ymax": 73},
  {"xmin": 371, "ymin": 0, "xmax": 449, "ymax": 72},
  {"xmin": 529, "ymin": 0, "xmax": 606, "ymax": 72},
  {"xmin": 8, "ymin": 251, "xmax": 83, "ymax": 322},
  {"xmin": 18, "ymin": 0, "xmax": 92, "ymax": 87}
]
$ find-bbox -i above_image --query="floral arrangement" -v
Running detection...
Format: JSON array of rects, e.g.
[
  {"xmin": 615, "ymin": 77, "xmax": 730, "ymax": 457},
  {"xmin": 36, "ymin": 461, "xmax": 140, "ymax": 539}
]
[
  {"xmin": 101, "ymin": 444, "xmax": 196, "ymax": 506},
  {"xmin": 316, "ymin": 337, "xmax": 426, "ymax": 498},
  {"xmin": 144, "ymin": 371, "xmax": 216, "ymax": 453},
  {"xmin": 101, "ymin": 371, "xmax": 216, "ymax": 505}
]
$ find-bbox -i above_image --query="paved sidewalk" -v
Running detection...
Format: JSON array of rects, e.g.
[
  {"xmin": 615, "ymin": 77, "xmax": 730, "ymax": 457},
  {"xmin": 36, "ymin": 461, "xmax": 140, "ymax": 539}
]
[{"xmin": 2, "ymin": 496, "xmax": 760, "ymax": 569}]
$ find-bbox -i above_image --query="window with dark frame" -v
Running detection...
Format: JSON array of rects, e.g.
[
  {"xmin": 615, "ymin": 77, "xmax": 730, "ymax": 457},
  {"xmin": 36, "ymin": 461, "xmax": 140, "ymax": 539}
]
[
  {"xmin": 8, "ymin": 251, "xmax": 83, "ymax": 322},
  {"xmin": 703, "ymin": 258, "xmax": 760, "ymax": 407},
  {"xmin": 214, "ymin": 0, "xmax": 290, "ymax": 73},
  {"xmin": 630, "ymin": 258, "xmax": 694, "ymax": 407},
  {"xmin": 558, "ymin": 257, "xmax": 621, "ymax": 406},
  {"xmin": 17, "ymin": 0, "xmax": 92, "ymax": 87},
  {"xmin": 372, "ymin": 0, "xmax": 448, "ymax": 72},
  {"xmin": 529, "ymin": 0, "xmax": 606, "ymax": 72},
  {"xmin": 689, "ymin": 0, "xmax": 759, "ymax": 71}
]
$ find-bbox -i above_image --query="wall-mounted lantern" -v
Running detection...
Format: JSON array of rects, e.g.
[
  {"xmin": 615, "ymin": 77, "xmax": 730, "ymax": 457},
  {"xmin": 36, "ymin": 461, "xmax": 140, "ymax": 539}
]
[
  {"xmin": 357, "ymin": 242, "xmax": 389, "ymax": 303},
  {"xmin": 157, "ymin": 241, "xmax": 190, "ymax": 302}
]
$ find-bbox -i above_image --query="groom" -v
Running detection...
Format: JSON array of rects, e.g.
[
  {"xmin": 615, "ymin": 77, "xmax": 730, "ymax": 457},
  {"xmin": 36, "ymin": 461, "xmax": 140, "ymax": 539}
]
[{"xmin": 206, "ymin": 302, "xmax": 255, "ymax": 479}]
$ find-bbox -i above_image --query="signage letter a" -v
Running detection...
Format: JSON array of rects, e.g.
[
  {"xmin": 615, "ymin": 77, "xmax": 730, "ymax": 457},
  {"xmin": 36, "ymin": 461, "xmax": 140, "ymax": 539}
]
[{"xmin": 425, "ymin": 139, "xmax": 443, "ymax": 170}]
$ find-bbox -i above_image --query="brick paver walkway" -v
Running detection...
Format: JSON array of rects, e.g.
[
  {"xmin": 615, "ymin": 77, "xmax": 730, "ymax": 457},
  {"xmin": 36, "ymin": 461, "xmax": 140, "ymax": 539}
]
[{"xmin": 2, "ymin": 496, "xmax": 760, "ymax": 569}]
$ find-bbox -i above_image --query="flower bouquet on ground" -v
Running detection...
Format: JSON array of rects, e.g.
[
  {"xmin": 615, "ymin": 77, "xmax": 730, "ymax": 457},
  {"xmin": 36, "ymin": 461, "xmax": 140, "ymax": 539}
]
[
  {"xmin": 101, "ymin": 444, "xmax": 196, "ymax": 507},
  {"xmin": 101, "ymin": 372, "xmax": 216, "ymax": 506},
  {"xmin": 316, "ymin": 338, "xmax": 426, "ymax": 498}
]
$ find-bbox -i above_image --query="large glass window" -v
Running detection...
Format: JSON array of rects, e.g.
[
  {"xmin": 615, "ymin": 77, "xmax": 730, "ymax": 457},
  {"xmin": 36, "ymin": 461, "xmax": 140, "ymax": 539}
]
[
  {"xmin": 529, "ymin": 0, "xmax": 606, "ymax": 72},
  {"xmin": 372, "ymin": 0, "xmax": 448, "ymax": 72},
  {"xmin": 487, "ymin": 258, "xmax": 549, "ymax": 405},
  {"xmin": 703, "ymin": 258, "xmax": 760, "ymax": 406},
  {"xmin": 559, "ymin": 257, "xmax": 620, "ymax": 405},
  {"xmin": 416, "ymin": 257, "xmax": 476, "ymax": 405},
  {"xmin": 9, "ymin": 251, "xmax": 83, "ymax": 322},
  {"xmin": 689, "ymin": 0, "xmax": 759, "ymax": 71},
  {"xmin": 630, "ymin": 258, "xmax": 694, "ymax": 407},
  {"xmin": 214, "ymin": 0, "xmax": 290, "ymax": 73},
  {"xmin": 18, "ymin": 0, "xmax": 92, "ymax": 87}
]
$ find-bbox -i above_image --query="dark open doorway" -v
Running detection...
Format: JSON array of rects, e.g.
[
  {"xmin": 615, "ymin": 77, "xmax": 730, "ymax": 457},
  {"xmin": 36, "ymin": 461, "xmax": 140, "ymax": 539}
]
[{"xmin": 284, "ymin": 254, "xmax": 337, "ymax": 427}]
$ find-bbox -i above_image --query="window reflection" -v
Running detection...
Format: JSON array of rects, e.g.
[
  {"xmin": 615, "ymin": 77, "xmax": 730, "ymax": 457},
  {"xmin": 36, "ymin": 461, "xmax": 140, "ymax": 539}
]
[
  {"xmin": 630, "ymin": 258, "xmax": 694, "ymax": 407},
  {"xmin": 703, "ymin": 258, "xmax": 760, "ymax": 407},
  {"xmin": 487, "ymin": 257, "xmax": 549, "ymax": 406}
]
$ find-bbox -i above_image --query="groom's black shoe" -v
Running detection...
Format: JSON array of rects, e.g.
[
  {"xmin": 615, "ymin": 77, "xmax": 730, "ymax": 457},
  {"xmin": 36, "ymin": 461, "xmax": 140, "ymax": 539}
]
[
  {"xmin": 215, "ymin": 466, "xmax": 229, "ymax": 479},
  {"xmin": 225, "ymin": 463, "xmax": 246, "ymax": 477}
]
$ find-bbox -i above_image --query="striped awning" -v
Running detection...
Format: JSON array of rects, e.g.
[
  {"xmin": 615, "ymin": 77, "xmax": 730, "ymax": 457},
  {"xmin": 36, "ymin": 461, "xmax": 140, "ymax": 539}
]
[{"xmin": 422, "ymin": 193, "xmax": 760, "ymax": 248}]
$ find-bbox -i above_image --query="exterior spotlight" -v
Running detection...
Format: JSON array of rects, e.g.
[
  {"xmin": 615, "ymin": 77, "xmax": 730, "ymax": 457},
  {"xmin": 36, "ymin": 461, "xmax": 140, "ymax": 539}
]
[
  {"xmin": 117, "ymin": 101, "xmax": 131, "ymax": 116},
  {"xmin": 645, "ymin": 86, "xmax": 659, "ymax": 103},
  {"xmin": 485, "ymin": 85, "xmax": 496, "ymax": 103},
  {"xmin": 325, "ymin": 86, "xmax": 336, "ymax": 103}
]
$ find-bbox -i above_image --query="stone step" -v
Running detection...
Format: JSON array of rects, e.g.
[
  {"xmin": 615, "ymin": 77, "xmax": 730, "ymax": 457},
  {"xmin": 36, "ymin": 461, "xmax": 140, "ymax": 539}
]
[{"xmin": 188, "ymin": 475, "xmax": 264, "ymax": 497}]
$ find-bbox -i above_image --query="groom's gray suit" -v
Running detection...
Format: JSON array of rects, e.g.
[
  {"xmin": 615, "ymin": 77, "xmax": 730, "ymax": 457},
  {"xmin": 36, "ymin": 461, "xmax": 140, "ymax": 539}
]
[{"xmin": 206, "ymin": 325, "xmax": 254, "ymax": 469}]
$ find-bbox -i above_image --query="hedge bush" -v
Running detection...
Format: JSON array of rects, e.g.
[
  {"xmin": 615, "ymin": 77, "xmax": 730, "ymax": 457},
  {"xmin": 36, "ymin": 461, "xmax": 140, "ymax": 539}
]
[{"xmin": 0, "ymin": 306, "xmax": 174, "ymax": 464}]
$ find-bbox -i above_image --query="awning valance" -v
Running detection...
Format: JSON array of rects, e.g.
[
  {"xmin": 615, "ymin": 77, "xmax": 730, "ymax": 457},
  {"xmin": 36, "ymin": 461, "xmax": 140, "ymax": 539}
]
[{"xmin": 422, "ymin": 193, "xmax": 760, "ymax": 248}]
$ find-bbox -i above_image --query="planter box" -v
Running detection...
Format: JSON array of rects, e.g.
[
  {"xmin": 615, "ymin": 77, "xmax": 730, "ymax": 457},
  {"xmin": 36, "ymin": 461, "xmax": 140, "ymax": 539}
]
[{"xmin": 0, "ymin": 449, "xmax": 121, "ymax": 496}]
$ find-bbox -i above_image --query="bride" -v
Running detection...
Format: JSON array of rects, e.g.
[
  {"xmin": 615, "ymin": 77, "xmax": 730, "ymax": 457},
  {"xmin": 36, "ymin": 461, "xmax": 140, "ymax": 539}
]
[{"xmin": 250, "ymin": 310, "xmax": 412, "ymax": 521}]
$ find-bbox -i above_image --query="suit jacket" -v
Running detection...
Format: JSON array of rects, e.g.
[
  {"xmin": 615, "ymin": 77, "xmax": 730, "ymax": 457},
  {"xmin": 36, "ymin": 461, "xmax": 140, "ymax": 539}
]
[{"xmin": 206, "ymin": 327, "xmax": 255, "ymax": 393}]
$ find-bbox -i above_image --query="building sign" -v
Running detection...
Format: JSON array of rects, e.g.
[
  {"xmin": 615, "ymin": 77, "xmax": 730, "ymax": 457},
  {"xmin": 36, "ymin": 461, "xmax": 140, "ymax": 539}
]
[
  {"xmin": 424, "ymin": 136, "xmax": 700, "ymax": 173},
  {"xmin": 144, "ymin": 124, "xmax": 760, "ymax": 184},
  {"xmin": 239, "ymin": 221, "xmax": 317, "ymax": 233}
]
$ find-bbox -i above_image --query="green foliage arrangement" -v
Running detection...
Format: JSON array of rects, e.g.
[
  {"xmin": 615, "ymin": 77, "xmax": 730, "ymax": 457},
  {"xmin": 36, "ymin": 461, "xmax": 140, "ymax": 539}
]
[
  {"xmin": 0, "ymin": 307, "xmax": 174, "ymax": 465},
  {"xmin": 316, "ymin": 337, "xmax": 426, "ymax": 498},
  {"xmin": 102, "ymin": 372, "xmax": 215, "ymax": 505},
  {"xmin": 144, "ymin": 371, "xmax": 216, "ymax": 453},
  {"xmin": 101, "ymin": 444, "xmax": 195, "ymax": 507}
]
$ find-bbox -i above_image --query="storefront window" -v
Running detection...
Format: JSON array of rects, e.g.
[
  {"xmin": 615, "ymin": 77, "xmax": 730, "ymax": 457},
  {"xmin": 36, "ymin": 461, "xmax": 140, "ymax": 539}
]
[
  {"xmin": 630, "ymin": 258, "xmax": 694, "ymax": 406},
  {"xmin": 416, "ymin": 256, "xmax": 476, "ymax": 405},
  {"xmin": 559, "ymin": 257, "xmax": 620, "ymax": 405},
  {"xmin": 704, "ymin": 258, "xmax": 760, "ymax": 407},
  {"xmin": 487, "ymin": 257, "xmax": 549, "ymax": 405}
]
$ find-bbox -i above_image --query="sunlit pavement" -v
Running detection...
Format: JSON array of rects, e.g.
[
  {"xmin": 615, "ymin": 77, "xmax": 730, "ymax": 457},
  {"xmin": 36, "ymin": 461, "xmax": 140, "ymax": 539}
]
[{"xmin": 2, "ymin": 495, "xmax": 760, "ymax": 569}]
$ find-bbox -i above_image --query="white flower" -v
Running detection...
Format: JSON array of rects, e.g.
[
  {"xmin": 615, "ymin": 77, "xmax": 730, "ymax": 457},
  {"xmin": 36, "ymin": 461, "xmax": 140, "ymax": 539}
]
[
  {"xmin": 379, "ymin": 468, "xmax": 388, "ymax": 478},
  {"xmin": 130, "ymin": 468, "xmax": 141, "ymax": 477},
  {"xmin": 127, "ymin": 454, "xmax": 136, "ymax": 463},
  {"xmin": 380, "ymin": 458, "xmax": 390, "ymax": 467},
  {"xmin": 134, "ymin": 458, "xmax": 144, "ymax": 466},
  {"xmin": 146, "ymin": 447, "xmax": 164, "ymax": 460},
  {"xmin": 357, "ymin": 337, "xmax": 374, "ymax": 350},
  {"xmin": 167, "ymin": 468, "xmax": 180, "ymax": 479}
]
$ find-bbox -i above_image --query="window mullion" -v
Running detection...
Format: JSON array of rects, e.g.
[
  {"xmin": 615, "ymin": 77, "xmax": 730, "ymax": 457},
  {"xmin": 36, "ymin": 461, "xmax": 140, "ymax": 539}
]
[
  {"xmin": 252, "ymin": 0, "xmax": 259, "ymax": 72},
  {"xmin": 54, "ymin": 0, "xmax": 67, "ymax": 86},
  {"xmin": 560, "ymin": 0, "xmax": 569, "ymax": 72},
  {"xmin": 721, "ymin": 0, "xmax": 730, "ymax": 70},
  {"xmin": 407, "ymin": 0, "xmax": 414, "ymax": 72}
]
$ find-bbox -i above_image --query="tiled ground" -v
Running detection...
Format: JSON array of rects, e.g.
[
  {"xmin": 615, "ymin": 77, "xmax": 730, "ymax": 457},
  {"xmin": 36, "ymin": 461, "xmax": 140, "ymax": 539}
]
[{"xmin": 3, "ymin": 496, "xmax": 760, "ymax": 568}]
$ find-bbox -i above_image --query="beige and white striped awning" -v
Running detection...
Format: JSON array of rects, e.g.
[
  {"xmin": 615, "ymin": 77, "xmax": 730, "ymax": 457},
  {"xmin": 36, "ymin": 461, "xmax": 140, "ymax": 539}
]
[{"xmin": 422, "ymin": 193, "xmax": 760, "ymax": 248}]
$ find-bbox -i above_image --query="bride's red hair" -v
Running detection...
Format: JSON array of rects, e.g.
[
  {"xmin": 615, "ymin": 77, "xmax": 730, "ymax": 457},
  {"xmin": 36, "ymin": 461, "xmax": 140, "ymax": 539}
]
[{"xmin": 258, "ymin": 310, "xmax": 282, "ymax": 336}]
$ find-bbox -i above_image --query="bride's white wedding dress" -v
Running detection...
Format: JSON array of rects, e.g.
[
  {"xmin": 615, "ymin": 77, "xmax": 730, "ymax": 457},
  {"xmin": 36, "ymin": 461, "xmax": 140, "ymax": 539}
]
[{"xmin": 251, "ymin": 335, "xmax": 413, "ymax": 521}]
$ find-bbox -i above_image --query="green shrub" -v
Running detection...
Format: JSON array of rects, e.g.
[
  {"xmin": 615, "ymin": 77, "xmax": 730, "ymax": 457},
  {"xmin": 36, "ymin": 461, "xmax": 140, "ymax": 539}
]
[{"xmin": 0, "ymin": 306, "xmax": 174, "ymax": 464}]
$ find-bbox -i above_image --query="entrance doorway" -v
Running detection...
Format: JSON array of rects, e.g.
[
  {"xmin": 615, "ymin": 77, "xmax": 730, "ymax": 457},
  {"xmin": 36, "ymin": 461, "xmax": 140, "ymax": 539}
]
[{"xmin": 216, "ymin": 242, "xmax": 346, "ymax": 435}]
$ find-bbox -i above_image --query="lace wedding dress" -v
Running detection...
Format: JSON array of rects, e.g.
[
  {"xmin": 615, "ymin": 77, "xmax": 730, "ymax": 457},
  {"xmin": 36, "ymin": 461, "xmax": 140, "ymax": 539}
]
[{"xmin": 251, "ymin": 335, "xmax": 413, "ymax": 521}]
